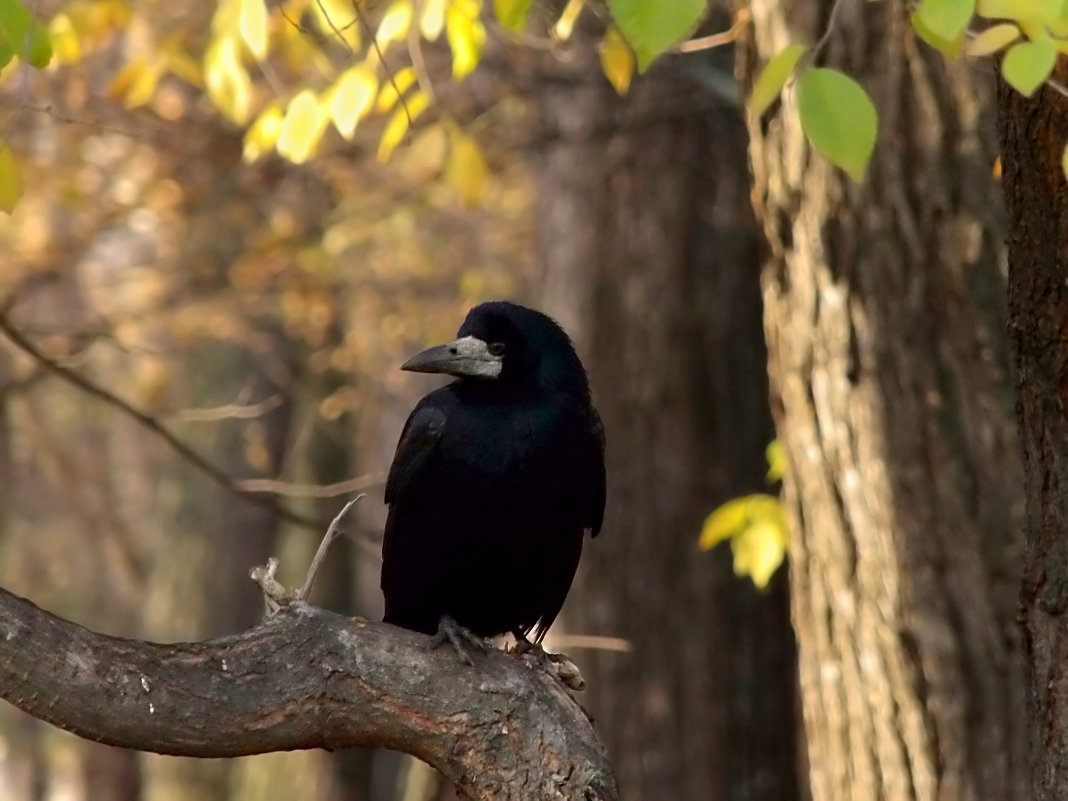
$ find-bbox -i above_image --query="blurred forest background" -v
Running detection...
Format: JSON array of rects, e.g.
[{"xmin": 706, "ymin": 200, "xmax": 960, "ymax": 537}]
[{"xmin": 0, "ymin": 0, "xmax": 1040, "ymax": 800}]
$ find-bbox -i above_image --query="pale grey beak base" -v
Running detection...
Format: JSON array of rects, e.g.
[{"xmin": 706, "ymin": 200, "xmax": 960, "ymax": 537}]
[{"xmin": 401, "ymin": 335, "xmax": 503, "ymax": 379}]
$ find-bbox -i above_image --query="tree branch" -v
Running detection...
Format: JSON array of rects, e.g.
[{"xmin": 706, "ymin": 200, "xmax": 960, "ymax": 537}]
[
  {"xmin": 0, "ymin": 311, "xmax": 323, "ymax": 530},
  {"xmin": 0, "ymin": 585, "xmax": 618, "ymax": 801}
]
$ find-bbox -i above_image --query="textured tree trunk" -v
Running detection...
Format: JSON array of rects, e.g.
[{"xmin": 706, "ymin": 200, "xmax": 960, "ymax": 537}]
[
  {"xmin": 997, "ymin": 75, "xmax": 1068, "ymax": 801},
  {"xmin": 745, "ymin": 3, "xmax": 1028, "ymax": 800},
  {"xmin": 536, "ymin": 54, "xmax": 799, "ymax": 801}
]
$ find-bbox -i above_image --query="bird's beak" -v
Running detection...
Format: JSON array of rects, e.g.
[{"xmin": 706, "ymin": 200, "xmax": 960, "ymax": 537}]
[{"xmin": 401, "ymin": 335, "xmax": 503, "ymax": 379}]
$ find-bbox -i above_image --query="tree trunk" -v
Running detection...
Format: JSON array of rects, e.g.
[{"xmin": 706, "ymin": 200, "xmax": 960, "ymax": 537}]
[
  {"xmin": 745, "ymin": 3, "xmax": 1028, "ymax": 800},
  {"xmin": 536, "ymin": 54, "xmax": 799, "ymax": 801},
  {"xmin": 996, "ymin": 75, "xmax": 1068, "ymax": 801}
]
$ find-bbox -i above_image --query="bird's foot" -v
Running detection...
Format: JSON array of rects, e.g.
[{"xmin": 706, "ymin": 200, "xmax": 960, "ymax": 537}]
[
  {"xmin": 430, "ymin": 615, "xmax": 488, "ymax": 666},
  {"xmin": 513, "ymin": 638, "xmax": 586, "ymax": 692}
]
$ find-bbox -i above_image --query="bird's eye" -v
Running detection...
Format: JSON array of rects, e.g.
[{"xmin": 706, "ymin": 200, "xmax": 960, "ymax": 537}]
[{"xmin": 488, "ymin": 341, "xmax": 506, "ymax": 357}]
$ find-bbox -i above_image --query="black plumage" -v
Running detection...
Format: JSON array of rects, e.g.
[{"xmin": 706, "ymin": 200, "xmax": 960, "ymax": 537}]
[{"xmin": 381, "ymin": 301, "xmax": 606, "ymax": 645}]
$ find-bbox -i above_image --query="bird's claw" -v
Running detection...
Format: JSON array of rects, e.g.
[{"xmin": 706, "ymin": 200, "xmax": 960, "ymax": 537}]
[
  {"xmin": 514, "ymin": 640, "xmax": 586, "ymax": 692},
  {"xmin": 430, "ymin": 615, "xmax": 488, "ymax": 666}
]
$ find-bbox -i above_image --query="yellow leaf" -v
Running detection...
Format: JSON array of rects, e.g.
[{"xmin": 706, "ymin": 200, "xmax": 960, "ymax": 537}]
[
  {"xmin": 125, "ymin": 60, "xmax": 163, "ymax": 108},
  {"xmin": 965, "ymin": 22, "xmax": 1019, "ymax": 55},
  {"xmin": 698, "ymin": 497, "xmax": 751, "ymax": 550},
  {"xmin": 48, "ymin": 13, "xmax": 81, "ymax": 64},
  {"xmin": 277, "ymin": 89, "xmax": 329, "ymax": 164},
  {"xmin": 445, "ymin": 127, "xmax": 487, "ymax": 205},
  {"xmin": 1062, "ymin": 143, "xmax": 1068, "ymax": 183},
  {"xmin": 328, "ymin": 65, "xmax": 378, "ymax": 139},
  {"xmin": 446, "ymin": 0, "xmax": 485, "ymax": 78},
  {"xmin": 395, "ymin": 122, "xmax": 448, "ymax": 181},
  {"xmin": 730, "ymin": 517, "xmax": 788, "ymax": 589},
  {"xmin": 211, "ymin": 0, "xmax": 241, "ymax": 36},
  {"xmin": 243, "ymin": 104, "xmax": 284, "ymax": 162},
  {"xmin": 109, "ymin": 57, "xmax": 162, "ymax": 109},
  {"xmin": 698, "ymin": 491, "xmax": 787, "ymax": 583},
  {"xmin": 553, "ymin": 0, "xmax": 585, "ymax": 40},
  {"xmin": 375, "ymin": 0, "xmax": 412, "ymax": 47},
  {"xmin": 599, "ymin": 25, "xmax": 635, "ymax": 95},
  {"xmin": 377, "ymin": 91, "xmax": 430, "ymax": 161},
  {"xmin": 204, "ymin": 36, "xmax": 252, "ymax": 123},
  {"xmin": 239, "ymin": 0, "xmax": 268, "ymax": 59},
  {"xmin": 421, "ymin": 0, "xmax": 446, "ymax": 39},
  {"xmin": 766, "ymin": 438, "xmax": 786, "ymax": 482},
  {"xmin": 161, "ymin": 38, "xmax": 204, "ymax": 87},
  {"xmin": 108, "ymin": 57, "xmax": 142, "ymax": 98},
  {"xmin": 375, "ymin": 65, "xmax": 416, "ymax": 112},
  {"xmin": 0, "ymin": 140, "xmax": 22, "ymax": 212}
]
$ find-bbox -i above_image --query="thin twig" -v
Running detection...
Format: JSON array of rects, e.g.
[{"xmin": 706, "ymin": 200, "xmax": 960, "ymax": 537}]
[
  {"xmin": 546, "ymin": 634, "xmax": 633, "ymax": 653},
  {"xmin": 674, "ymin": 9, "xmax": 751, "ymax": 54},
  {"xmin": 298, "ymin": 495, "xmax": 363, "ymax": 600},
  {"xmin": 170, "ymin": 393, "xmax": 284, "ymax": 422},
  {"xmin": 314, "ymin": 0, "xmax": 356, "ymax": 54},
  {"xmin": 811, "ymin": 0, "xmax": 848, "ymax": 61},
  {"xmin": 408, "ymin": 0, "xmax": 435, "ymax": 100},
  {"xmin": 0, "ymin": 311, "xmax": 323, "ymax": 531},
  {"xmin": 349, "ymin": 0, "xmax": 414, "ymax": 132},
  {"xmin": 238, "ymin": 473, "xmax": 385, "ymax": 497}
]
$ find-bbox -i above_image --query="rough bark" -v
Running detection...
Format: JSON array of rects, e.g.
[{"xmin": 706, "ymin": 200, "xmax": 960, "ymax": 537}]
[
  {"xmin": 745, "ymin": 2, "xmax": 1027, "ymax": 800},
  {"xmin": 997, "ymin": 74, "xmax": 1068, "ymax": 801},
  {"xmin": 0, "ymin": 586, "xmax": 619, "ymax": 801},
  {"xmin": 536, "ymin": 53, "xmax": 798, "ymax": 801}
]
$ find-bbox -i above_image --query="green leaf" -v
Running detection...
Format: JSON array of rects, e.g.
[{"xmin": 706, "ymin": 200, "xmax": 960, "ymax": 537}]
[
  {"xmin": 607, "ymin": 0, "xmax": 705, "ymax": 71},
  {"xmin": 910, "ymin": 10, "xmax": 965, "ymax": 57},
  {"xmin": 798, "ymin": 67, "xmax": 878, "ymax": 181},
  {"xmin": 494, "ymin": 0, "xmax": 533, "ymax": 31},
  {"xmin": 748, "ymin": 44, "xmax": 807, "ymax": 118},
  {"xmin": 1001, "ymin": 35, "xmax": 1057, "ymax": 96},
  {"xmin": 1062, "ymin": 143, "xmax": 1068, "ymax": 183},
  {"xmin": 916, "ymin": 0, "xmax": 975, "ymax": 41},
  {"xmin": 0, "ymin": 0, "xmax": 53, "ymax": 68}
]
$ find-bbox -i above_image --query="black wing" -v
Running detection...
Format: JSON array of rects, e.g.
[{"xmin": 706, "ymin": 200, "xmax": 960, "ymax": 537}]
[
  {"xmin": 384, "ymin": 397, "xmax": 448, "ymax": 507},
  {"xmin": 381, "ymin": 395, "xmax": 449, "ymax": 632},
  {"xmin": 587, "ymin": 408, "xmax": 607, "ymax": 537}
]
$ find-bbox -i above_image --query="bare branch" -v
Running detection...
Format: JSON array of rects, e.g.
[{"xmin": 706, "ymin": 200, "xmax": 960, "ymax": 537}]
[
  {"xmin": 674, "ymin": 9, "xmax": 750, "ymax": 54},
  {"xmin": 169, "ymin": 392, "xmax": 284, "ymax": 423},
  {"xmin": 0, "ymin": 586, "xmax": 619, "ymax": 801},
  {"xmin": 236, "ymin": 473, "xmax": 385, "ymax": 497},
  {"xmin": 298, "ymin": 495, "xmax": 362, "ymax": 600},
  {"xmin": 0, "ymin": 312, "xmax": 324, "ymax": 531}
]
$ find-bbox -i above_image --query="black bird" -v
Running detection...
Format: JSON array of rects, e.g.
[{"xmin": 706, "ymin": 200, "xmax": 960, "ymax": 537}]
[{"xmin": 381, "ymin": 301, "xmax": 606, "ymax": 654}]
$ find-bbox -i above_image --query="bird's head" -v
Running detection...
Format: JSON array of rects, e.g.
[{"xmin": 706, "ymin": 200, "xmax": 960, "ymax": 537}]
[{"xmin": 401, "ymin": 301, "xmax": 589, "ymax": 396}]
